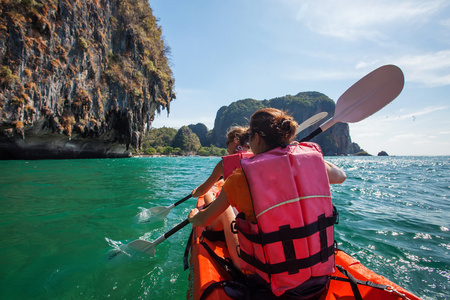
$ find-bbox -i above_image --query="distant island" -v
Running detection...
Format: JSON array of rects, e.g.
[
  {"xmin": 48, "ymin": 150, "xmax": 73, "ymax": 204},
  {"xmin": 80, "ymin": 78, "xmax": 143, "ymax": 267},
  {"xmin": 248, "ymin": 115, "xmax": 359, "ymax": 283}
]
[
  {"xmin": 138, "ymin": 92, "xmax": 366, "ymax": 157},
  {"xmin": 353, "ymin": 151, "xmax": 371, "ymax": 156}
]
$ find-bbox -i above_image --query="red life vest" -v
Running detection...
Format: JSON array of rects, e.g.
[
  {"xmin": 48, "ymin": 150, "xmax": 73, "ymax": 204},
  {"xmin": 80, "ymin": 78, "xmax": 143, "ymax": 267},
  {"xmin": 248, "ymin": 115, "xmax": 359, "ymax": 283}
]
[
  {"xmin": 222, "ymin": 150, "xmax": 253, "ymax": 180},
  {"xmin": 235, "ymin": 143, "xmax": 336, "ymax": 296}
]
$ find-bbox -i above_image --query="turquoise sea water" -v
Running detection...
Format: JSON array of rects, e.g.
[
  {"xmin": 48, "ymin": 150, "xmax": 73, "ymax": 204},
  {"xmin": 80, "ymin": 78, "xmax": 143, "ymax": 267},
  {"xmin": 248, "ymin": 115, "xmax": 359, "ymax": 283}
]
[{"xmin": 0, "ymin": 156, "xmax": 448, "ymax": 299}]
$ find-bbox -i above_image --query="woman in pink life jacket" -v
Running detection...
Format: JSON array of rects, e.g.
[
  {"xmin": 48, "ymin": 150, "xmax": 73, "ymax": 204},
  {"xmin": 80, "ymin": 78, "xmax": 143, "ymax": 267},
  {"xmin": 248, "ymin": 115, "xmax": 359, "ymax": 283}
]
[
  {"xmin": 190, "ymin": 126, "xmax": 253, "ymax": 265},
  {"xmin": 188, "ymin": 108, "xmax": 346, "ymax": 298},
  {"xmin": 191, "ymin": 126, "xmax": 252, "ymax": 198}
]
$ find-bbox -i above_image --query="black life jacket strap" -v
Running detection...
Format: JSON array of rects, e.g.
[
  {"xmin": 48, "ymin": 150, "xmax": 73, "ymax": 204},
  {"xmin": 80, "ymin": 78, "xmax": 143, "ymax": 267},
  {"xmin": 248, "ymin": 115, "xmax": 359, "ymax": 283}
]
[
  {"xmin": 200, "ymin": 240, "xmax": 247, "ymax": 282},
  {"xmin": 239, "ymin": 244, "xmax": 335, "ymax": 275},
  {"xmin": 199, "ymin": 280, "xmax": 251, "ymax": 300},
  {"xmin": 333, "ymin": 265, "xmax": 363, "ymax": 300},
  {"xmin": 198, "ymin": 241, "xmax": 251, "ymax": 300},
  {"xmin": 202, "ymin": 229, "xmax": 226, "ymax": 242},
  {"xmin": 331, "ymin": 264, "xmax": 403, "ymax": 300},
  {"xmin": 235, "ymin": 210, "xmax": 337, "ymax": 246},
  {"xmin": 198, "ymin": 280, "xmax": 226, "ymax": 300}
]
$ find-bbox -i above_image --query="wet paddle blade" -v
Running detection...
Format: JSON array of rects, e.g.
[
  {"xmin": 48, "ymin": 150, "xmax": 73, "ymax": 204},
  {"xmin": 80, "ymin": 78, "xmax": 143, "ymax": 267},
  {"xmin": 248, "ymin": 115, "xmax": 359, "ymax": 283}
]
[
  {"xmin": 137, "ymin": 206, "xmax": 171, "ymax": 224},
  {"xmin": 140, "ymin": 194, "xmax": 192, "ymax": 223},
  {"xmin": 148, "ymin": 206, "xmax": 169, "ymax": 214},
  {"xmin": 295, "ymin": 112, "xmax": 328, "ymax": 135},
  {"xmin": 127, "ymin": 239, "xmax": 156, "ymax": 257},
  {"xmin": 127, "ymin": 219, "xmax": 189, "ymax": 257}
]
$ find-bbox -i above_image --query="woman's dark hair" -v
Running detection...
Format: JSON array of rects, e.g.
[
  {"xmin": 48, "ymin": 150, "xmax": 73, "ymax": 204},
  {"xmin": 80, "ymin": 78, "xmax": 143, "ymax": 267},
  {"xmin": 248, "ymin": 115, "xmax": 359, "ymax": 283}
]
[
  {"xmin": 249, "ymin": 108, "xmax": 298, "ymax": 149},
  {"xmin": 226, "ymin": 126, "xmax": 250, "ymax": 147}
]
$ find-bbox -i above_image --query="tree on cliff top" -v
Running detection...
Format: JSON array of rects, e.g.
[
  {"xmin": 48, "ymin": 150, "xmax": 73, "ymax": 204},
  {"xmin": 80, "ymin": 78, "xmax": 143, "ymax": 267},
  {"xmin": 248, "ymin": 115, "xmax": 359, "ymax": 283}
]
[
  {"xmin": 142, "ymin": 127, "xmax": 177, "ymax": 148},
  {"xmin": 188, "ymin": 123, "xmax": 211, "ymax": 146},
  {"xmin": 172, "ymin": 126, "xmax": 201, "ymax": 155}
]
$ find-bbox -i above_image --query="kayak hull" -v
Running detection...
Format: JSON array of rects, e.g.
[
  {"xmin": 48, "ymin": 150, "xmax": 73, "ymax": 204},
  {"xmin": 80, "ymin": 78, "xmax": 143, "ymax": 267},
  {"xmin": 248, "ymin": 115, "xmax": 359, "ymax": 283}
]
[
  {"xmin": 189, "ymin": 213, "xmax": 231, "ymax": 299},
  {"xmin": 188, "ymin": 180, "xmax": 230, "ymax": 300},
  {"xmin": 326, "ymin": 250, "xmax": 420, "ymax": 300}
]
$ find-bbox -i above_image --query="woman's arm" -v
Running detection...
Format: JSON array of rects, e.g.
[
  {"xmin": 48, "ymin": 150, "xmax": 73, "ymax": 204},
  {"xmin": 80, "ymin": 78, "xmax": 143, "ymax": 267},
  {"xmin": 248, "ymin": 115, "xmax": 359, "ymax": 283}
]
[
  {"xmin": 325, "ymin": 160, "xmax": 347, "ymax": 184},
  {"xmin": 188, "ymin": 190, "xmax": 230, "ymax": 227},
  {"xmin": 192, "ymin": 161, "xmax": 224, "ymax": 197}
]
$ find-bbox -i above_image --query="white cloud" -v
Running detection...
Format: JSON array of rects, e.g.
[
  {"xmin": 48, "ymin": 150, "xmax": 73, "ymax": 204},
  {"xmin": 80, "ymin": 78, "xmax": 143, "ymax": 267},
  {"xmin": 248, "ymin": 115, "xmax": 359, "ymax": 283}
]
[
  {"xmin": 391, "ymin": 133, "xmax": 424, "ymax": 140},
  {"xmin": 399, "ymin": 51, "xmax": 450, "ymax": 71},
  {"xmin": 353, "ymin": 132, "xmax": 383, "ymax": 138},
  {"xmin": 355, "ymin": 61, "xmax": 382, "ymax": 70},
  {"xmin": 440, "ymin": 18, "xmax": 450, "ymax": 28},
  {"xmin": 397, "ymin": 51, "xmax": 450, "ymax": 87},
  {"xmin": 389, "ymin": 106, "xmax": 448, "ymax": 121},
  {"xmin": 348, "ymin": 104, "xmax": 450, "ymax": 155},
  {"xmin": 267, "ymin": 0, "xmax": 450, "ymax": 87},
  {"xmin": 282, "ymin": 69, "xmax": 361, "ymax": 82},
  {"xmin": 300, "ymin": 0, "xmax": 447, "ymax": 42},
  {"xmin": 353, "ymin": 51, "xmax": 450, "ymax": 87}
]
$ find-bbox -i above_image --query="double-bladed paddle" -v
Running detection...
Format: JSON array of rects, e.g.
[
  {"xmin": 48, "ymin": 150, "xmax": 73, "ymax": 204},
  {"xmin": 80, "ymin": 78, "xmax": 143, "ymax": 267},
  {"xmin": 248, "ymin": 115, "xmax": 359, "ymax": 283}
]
[
  {"xmin": 300, "ymin": 64, "xmax": 404, "ymax": 142},
  {"xmin": 125, "ymin": 64, "xmax": 405, "ymax": 256}
]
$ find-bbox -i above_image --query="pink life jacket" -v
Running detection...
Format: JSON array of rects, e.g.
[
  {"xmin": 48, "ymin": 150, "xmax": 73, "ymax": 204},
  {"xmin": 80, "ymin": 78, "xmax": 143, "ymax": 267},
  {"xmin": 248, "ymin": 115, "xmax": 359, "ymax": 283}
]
[
  {"xmin": 222, "ymin": 150, "xmax": 253, "ymax": 180},
  {"xmin": 235, "ymin": 143, "xmax": 336, "ymax": 296}
]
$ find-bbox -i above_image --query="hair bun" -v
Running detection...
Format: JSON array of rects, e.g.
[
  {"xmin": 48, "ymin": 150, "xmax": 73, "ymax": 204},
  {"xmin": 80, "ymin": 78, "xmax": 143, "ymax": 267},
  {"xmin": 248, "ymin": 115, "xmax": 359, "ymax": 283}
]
[{"xmin": 281, "ymin": 119, "xmax": 291, "ymax": 131}]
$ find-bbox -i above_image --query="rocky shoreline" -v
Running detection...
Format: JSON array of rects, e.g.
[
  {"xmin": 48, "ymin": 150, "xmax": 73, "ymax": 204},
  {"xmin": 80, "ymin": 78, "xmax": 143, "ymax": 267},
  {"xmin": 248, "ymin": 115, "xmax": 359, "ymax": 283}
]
[{"xmin": 0, "ymin": 134, "xmax": 131, "ymax": 160}]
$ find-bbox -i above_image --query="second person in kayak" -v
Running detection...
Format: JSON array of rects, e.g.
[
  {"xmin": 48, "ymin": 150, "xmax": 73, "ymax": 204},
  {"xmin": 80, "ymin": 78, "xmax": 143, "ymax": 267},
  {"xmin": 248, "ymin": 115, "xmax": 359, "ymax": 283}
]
[
  {"xmin": 191, "ymin": 125, "xmax": 252, "ymax": 198},
  {"xmin": 190, "ymin": 126, "xmax": 253, "ymax": 265}
]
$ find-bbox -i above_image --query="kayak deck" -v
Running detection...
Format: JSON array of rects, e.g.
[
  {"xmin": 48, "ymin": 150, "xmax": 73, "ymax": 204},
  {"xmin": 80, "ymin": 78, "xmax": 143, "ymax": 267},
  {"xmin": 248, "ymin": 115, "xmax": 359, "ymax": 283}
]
[
  {"xmin": 187, "ymin": 184, "xmax": 421, "ymax": 300},
  {"xmin": 327, "ymin": 250, "xmax": 421, "ymax": 300},
  {"xmin": 189, "ymin": 215, "xmax": 232, "ymax": 299}
]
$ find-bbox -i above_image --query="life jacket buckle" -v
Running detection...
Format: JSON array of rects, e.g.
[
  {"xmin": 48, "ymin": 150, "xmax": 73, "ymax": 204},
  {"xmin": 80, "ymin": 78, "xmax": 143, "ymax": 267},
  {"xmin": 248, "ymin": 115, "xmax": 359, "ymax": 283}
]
[{"xmin": 231, "ymin": 220, "xmax": 238, "ymax": 234}]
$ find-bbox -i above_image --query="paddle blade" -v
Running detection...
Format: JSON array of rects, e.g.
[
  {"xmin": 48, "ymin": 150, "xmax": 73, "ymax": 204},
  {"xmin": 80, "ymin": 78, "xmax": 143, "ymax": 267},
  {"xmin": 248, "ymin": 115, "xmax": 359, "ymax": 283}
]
[
  {"xmin": 137, "ymin": 206, "xmax": 170, "ymax": 224},
  {"xmin": 148, "ymin": 206, "xmax": 169, "ymax": 214},
  {"xmin": 295, "ymin": 112, "xmax": 328, "ymax": 135},
  {"xmin": 128, "ymin": 239, "xmax": 156, "ymax": 257},
  {"xmin": 334, "ymin": 65, "xmax": 404, "ymax": 123}
]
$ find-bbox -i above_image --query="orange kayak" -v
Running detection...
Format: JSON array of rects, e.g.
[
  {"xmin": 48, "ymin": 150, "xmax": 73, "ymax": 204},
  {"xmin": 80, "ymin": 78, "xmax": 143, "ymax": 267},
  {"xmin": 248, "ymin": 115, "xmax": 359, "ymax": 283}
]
[
  {"xmin": 187, "ymin": 180, "xmax": 230, "ymax": 300},
  {"xmin": 187, "ymin": 183, "xmax": 421, "ymax": 300}
]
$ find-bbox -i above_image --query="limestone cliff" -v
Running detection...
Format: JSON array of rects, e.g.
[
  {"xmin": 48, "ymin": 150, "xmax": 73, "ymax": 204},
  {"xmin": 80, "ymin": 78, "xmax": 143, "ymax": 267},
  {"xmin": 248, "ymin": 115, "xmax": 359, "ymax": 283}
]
[
  {"xmin": 0, "ymin": 0, "xmax": 174, "ymax": 159},
  {"xmin": 211, "ymin": 92, "xmax": 363, "ymax": 156}
]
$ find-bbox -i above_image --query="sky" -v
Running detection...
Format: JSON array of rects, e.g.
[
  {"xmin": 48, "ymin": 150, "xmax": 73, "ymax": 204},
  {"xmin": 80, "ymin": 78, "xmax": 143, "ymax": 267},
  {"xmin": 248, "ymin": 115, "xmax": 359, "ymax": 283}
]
[{"xmin": 149, "ymin": 0, "xmax": 450, "ymax": 156}]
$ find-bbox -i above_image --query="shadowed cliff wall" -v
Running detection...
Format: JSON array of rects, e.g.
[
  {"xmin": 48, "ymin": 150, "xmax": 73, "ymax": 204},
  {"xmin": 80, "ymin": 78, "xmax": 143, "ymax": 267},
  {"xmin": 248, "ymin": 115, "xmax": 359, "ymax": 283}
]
[{"xmin": 0, "ymin": 0, "xmax": 175, "ymax": 159}]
